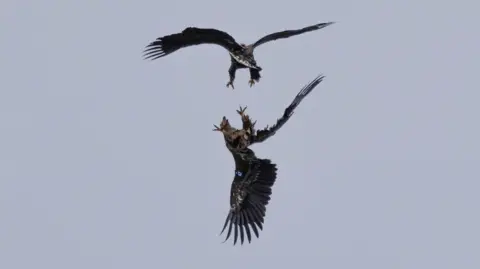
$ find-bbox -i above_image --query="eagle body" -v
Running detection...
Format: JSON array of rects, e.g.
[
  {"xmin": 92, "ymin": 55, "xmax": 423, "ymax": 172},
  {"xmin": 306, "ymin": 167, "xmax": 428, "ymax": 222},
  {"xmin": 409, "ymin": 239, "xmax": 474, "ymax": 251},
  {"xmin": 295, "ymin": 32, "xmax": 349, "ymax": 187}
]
[
  {"xmin": 143, "ymin": 22, "xmax": 334, "ymax": 88},
  {"xmin": 228, "ymin": 51, "xmax": 260, "ymax": 70},
  {"xmin": 228, "ymin": 56, "xmax": 262, "ymax": 89},
  {"xmin": 213, "ymin": 74, "xmax": 326, "ymax": 245}
]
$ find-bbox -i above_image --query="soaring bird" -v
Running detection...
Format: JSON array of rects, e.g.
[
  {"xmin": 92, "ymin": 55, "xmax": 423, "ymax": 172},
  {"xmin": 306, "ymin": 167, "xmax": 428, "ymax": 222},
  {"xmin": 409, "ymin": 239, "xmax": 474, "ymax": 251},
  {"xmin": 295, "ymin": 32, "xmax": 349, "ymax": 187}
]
[
  {"xmin": 143, "ymin": 22, "xmax": 334, "ymax": 89},
  {"xmin": 212, "ymin": 74, "xmax": 325, "ymax": 245}
]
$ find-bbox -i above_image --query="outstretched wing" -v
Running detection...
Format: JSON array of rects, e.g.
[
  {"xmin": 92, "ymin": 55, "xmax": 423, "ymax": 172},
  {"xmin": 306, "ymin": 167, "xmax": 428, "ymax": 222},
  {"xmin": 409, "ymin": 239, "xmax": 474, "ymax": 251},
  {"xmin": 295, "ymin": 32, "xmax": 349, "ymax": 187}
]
[
  {"xmin": 143, "ymin": 27, "xmax": 244, "ymax": 60},
  {"xmin": 251, "ymin": 22, "xmax": 334, "ymax": 50},
  {"xmin": 220, "ymin": 150, "xmax": 277, "ymax": 245},
  {"xmin": 253, "ymin": 74, "xmax": 325, "ymax": 144}
]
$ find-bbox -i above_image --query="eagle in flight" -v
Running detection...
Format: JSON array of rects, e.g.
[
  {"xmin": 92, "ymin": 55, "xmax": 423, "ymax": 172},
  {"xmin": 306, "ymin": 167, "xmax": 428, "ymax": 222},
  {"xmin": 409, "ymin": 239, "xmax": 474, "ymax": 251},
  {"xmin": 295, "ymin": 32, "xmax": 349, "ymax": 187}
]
[
  {"xmin": 213, "ymin": 74, "xmax": 325, "ymax": 245},
  {"xmin": 143, "ymin": 22, "xmax": 333, "ymax": 89}
]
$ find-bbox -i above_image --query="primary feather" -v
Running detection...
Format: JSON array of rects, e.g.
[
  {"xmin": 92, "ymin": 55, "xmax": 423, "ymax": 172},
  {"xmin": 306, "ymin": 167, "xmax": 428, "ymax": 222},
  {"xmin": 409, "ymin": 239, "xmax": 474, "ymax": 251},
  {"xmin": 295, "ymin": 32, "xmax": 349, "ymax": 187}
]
[
  {"xmin": 143, "ymin": 27, "xmax": 244, "ymax": 60},
  {"xmin": 250, "ymin": 22, "xmax": 335, "ymax": 49},
  {"xmin": 220, "ymin": 148, "xmax": 277, "ymax": 245},
  {"xmin": 253, "ymin": 74, "xmax": 325, "ymax": 144}
]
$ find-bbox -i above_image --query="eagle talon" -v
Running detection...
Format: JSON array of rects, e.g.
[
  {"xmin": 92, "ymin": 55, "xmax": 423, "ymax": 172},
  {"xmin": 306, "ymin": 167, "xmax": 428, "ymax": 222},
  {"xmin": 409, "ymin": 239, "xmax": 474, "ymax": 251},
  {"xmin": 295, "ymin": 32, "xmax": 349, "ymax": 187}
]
[
  {"xmin": 236, "ymin": 106, "xmax": 251, "ymax": 123},
  {"xmin": 248, "ymin": 79, "xmax": 255, "ymax": 87},
  {"xmin": 213, "ymin": 117, "xmax": 230, "ymax": 132},
  {"xmin": 236, "ymin": 106, "xmax": 248, "ymax": 116},
  {"xmin": 235, "ymin": 105, "xmax": 255, "ymax": 132},
  {"xmin": 226, "ymin": 81, "xmax": 235, "ymax": 89}
]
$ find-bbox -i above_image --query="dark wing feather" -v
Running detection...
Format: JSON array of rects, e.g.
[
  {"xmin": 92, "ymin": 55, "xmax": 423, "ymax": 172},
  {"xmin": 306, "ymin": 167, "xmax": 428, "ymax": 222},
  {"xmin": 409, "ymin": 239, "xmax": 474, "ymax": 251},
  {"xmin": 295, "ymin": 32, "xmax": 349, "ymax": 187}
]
[
  {"xmin": 251, "ymin": 22, "xmax": 335, "ymax": 49},
  {"xmin": 252, "ymin": 74, "xmax": 325, "ymax": 144},
  {"xmin": 220, "ymin": 150, "xmax": 277, "ymax": 245},
  {"xmin": 143, "ymin": 27, "xmax": 244, "ymax": 60}
]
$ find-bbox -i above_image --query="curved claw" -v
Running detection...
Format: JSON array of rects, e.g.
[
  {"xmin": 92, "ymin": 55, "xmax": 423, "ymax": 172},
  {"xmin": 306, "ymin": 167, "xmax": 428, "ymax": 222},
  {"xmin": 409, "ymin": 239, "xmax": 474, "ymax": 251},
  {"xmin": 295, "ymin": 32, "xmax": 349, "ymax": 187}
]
[
  {"xmin": 226, "ymin": 81, "xmax": 235, "ymax": 90},
  {"xmin": 236, "ymin": 105, "xmax": 247, "ymax": 115},
  {"xmin": 248, "ymin": 79, "xmax": 255, "ymax": 87},
  {"xmin": 214, "ymin": 116, "xmax": 230, "ymax": 132}
]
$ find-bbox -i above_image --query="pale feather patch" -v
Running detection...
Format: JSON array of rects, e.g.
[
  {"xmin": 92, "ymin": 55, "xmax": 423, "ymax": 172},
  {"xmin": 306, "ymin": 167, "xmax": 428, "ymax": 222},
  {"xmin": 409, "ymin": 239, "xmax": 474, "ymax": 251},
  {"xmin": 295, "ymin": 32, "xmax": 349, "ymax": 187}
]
[{"xmin": 229, "ymin": 52, "xmax": 259, "ymax": 69}]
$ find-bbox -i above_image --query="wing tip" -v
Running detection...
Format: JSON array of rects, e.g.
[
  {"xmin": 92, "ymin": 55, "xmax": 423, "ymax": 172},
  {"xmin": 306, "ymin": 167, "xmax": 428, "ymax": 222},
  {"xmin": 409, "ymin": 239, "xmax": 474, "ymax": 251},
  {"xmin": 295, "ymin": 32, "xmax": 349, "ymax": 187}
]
[
  {"xmin": 142, "ymin": 40, "xmax": 167, "ymax": 60},
  {"xmin": 219, "ymin": 210, "xmax": 265, "ymax": 246},
  {"xmin": 315, "ymin": 73, "xmax": 326, "ymax": 80},
  {"xmin": 291, "ymin": 73, "xmax": 326, "ymax": 105},
  {"xmin": 142, "ymin": 48, "xmax": 166, "ymax": 60},
  {"xmin": 315, "ymin": 21, "xmax": 336, "ymax": 29},
  {"xmin": 309, "ymin": 74, "xmax": 325, "ymax": 86},
  {"xmin": 322, "ymin": 21, "xmax": 336, "ymax": 25}
]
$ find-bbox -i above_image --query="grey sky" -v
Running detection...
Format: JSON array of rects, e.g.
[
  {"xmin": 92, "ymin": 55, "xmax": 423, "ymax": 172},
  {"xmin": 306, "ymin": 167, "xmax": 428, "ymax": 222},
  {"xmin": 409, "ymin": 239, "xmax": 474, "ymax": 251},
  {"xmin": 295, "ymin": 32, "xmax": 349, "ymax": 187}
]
[{"xmin": 1, "ymin": 0, "xmax": 479, "ymax": 268}]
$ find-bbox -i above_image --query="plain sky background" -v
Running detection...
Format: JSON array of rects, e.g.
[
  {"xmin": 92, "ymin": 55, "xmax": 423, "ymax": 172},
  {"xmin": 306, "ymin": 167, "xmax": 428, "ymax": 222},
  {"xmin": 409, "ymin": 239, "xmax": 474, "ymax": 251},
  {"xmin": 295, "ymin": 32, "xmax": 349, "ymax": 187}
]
[{"xmin": 1, "ymin": 0, "xmax": 479, "ymax": 268}]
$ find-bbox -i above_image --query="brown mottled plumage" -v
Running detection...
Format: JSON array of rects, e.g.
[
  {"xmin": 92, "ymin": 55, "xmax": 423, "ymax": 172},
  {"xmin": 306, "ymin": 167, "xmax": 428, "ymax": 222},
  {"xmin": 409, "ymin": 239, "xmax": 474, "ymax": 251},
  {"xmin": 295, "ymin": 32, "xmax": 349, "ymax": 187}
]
[{"xmin": 213, "ymin": 74, "xmax": 325, "ymax": 245}]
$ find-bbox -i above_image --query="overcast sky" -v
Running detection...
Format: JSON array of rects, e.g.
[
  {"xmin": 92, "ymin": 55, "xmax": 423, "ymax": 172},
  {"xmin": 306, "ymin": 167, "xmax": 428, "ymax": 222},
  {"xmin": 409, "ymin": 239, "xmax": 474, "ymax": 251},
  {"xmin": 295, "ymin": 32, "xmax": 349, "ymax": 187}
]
[{"xmin": 1, "ymin": 0, "xmax": 479, "ymax": 268}]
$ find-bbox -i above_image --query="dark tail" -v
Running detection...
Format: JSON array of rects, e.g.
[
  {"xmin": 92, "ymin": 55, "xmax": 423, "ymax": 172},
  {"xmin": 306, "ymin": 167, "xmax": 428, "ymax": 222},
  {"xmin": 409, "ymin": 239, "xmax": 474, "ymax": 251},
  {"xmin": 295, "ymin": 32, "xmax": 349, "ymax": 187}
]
[{"xmin": 249, "ymin": 68, "xmax": 261, "ymax": 82}]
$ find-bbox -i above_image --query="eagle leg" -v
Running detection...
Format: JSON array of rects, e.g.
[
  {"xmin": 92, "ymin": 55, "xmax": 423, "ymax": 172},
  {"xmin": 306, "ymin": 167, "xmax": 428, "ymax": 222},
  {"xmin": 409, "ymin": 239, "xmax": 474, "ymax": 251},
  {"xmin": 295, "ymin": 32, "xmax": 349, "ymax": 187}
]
[
  {"xmin": 236, "ymin": 106, "xmax": 256, "ymax": 131},
  {"xmin": 248, "ymin": 68, "xmax": 261, "ymax": 88},
  {"xmin": 227, "ymin": 62, "xmax": 237, "ymax": 90}
]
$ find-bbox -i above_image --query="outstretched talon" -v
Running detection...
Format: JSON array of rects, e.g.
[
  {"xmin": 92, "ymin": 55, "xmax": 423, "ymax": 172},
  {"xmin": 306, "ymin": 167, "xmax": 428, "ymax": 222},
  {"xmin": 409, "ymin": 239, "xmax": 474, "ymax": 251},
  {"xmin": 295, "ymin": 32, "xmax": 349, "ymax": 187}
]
[
  {"xmin": 236, "ymin": 105, "xmax": 247, "ymax": 117},
  {"xmin": 226, "ymin": 81, "xmax": 235, "ymax": 89},
  {"xmin": 248, "ymin": 79, "xmax": 256, "ymax": 87},
  {"xmin": 213, "ymin": 116, "xmax": 230, "ymax": 133},
  {"xmin": 236, "ymin": 105, "xmax": 256, "ymax": 131},
  {"xmin": 236, "ymin": 105, "xmax": 250, "ymax": 122}
]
